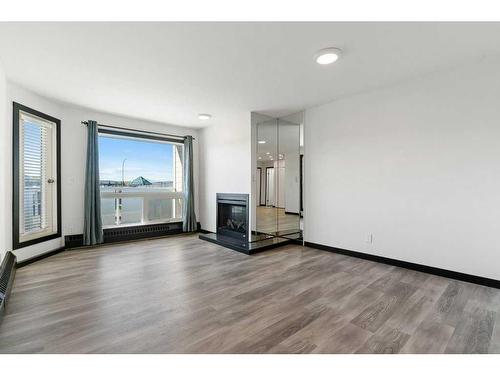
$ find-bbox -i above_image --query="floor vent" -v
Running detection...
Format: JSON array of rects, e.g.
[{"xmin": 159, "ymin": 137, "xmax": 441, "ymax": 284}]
[{"xmin": 0, "ymin": 251, "xmax": 17, "ymax": 320}]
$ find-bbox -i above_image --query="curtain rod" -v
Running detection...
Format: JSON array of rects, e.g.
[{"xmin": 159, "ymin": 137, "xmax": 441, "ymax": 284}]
[{"xmin": 80, "ymin": 121, "xmax": 194, "ymax": 140}]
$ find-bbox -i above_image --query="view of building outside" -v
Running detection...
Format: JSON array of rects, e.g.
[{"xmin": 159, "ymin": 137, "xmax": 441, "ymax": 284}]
[{"xmin": 98, "ymin": 134, "xmax": 183, "ymax": 227}]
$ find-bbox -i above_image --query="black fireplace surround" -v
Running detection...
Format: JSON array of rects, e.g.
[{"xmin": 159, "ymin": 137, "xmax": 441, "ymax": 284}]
[{"xmin": 217, "ymin": 193, "xmax": 249, "ymax": 240}]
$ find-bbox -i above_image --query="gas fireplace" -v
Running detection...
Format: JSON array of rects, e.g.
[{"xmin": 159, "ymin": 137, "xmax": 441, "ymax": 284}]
[
  {"xmin": 216, "ymin": 193, "xmax": 249, "ymax": 240},
  {"xmin": 199, "ymin": 192, "xmax": 289, "ymax": 254}
]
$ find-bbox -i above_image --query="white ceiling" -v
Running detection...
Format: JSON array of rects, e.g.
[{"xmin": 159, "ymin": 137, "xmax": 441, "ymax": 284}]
[{"xmin": 1, "ymin": 22, "xmax": 500, "ymax": 129}]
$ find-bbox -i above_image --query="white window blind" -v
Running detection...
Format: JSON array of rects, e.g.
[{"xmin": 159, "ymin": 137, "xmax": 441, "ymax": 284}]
[{"xmin": 19, "ymin": 111, "xmax": 57, "ymax": 243}]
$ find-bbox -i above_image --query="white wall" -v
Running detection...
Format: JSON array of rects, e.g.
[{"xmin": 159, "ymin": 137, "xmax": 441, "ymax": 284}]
[
  {"xmin": 0, "ymin": 62, "xmax": 7, "ymax": 262},
  {"xmin": 305, "ymin": 57, "xmax": 500, "ymax": 281},
  {"xmin": 6, "ymin": 83, "xmax": 199, "ymax": 262},
  {"xmin": 199, "ymin": 114, "xmax": 251, "ymax": 232}
]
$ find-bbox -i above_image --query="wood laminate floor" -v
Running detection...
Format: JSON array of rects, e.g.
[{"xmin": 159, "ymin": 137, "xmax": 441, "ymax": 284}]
[{"xmin": 1, "ymin": 234, "xmax": 500, "ymax": 354}]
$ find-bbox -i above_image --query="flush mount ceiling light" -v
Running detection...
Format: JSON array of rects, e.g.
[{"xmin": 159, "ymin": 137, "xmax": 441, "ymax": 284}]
[
  {"xmin": 258, "ymin": 140, "xmax": 266, "ymax": 144},
  {"xmin": 266, "ymin": 152, "xmax": 270, "ymax": 155},
  {"xmin": 314, "ymin": 47, "xmax": 342, "ymax": 65},
  {"xmin": 198, "ymin": 113, "xmax": 212, "ymax": 120}
]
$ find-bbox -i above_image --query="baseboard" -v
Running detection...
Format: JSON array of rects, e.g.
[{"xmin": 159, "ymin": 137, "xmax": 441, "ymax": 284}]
[
  {"xmin": 16, "ymin": 247, "xmax": 66, "ymax": 268},
  {"xmin": 0, "ymin": 251, "xmax": 17, "ymax": 321},
  {"xmin": 304, "ymin": 241, "xmax": 500, "ymax": 290},
  {"xmin": 198, "ymin": 228, "xmax": 211, "ymax": 234}
]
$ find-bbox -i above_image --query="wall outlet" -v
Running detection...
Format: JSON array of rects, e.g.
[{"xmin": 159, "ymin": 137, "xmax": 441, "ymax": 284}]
[{"xmin": 366, "ymin": 234, "xmax": 373, "ymax": 244}]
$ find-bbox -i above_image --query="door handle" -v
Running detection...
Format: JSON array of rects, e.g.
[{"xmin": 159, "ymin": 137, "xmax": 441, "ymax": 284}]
[{"xmin": 47, "ymin": 178, "xmax": 55, "ymax": 183}]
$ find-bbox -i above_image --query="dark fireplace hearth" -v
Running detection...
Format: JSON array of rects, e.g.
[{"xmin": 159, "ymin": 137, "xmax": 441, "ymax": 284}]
[
  {"xmin": 217, "ymin": 193, "xmax": 248, "ymax": 240},
  {"xmin": 199, "ymin": 192, "xmax": 291, "ymax": 254}
]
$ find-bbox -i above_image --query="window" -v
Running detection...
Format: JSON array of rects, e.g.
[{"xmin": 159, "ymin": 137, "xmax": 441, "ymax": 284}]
[
  {"xmin": 98, "ymin": 130, "xmax": 183, "ymax": 227},
  {"xmin": 13, "ymin": 103, "xmax": 61, "ymax": 249}
]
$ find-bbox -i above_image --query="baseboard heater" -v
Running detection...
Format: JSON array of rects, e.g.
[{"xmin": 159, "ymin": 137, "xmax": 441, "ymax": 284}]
[
  {"xmin": 0, "ymin": 251, "xmax": 17, "ymax": 321},
  {"xmin": 65, "ymin": 221, "xmax": 187, "ymax": 248}
]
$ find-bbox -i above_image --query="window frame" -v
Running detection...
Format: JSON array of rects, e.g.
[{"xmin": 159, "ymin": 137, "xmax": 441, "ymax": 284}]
[
  {"xmin": 97, "ymin": 127, "xmax": 185, "ymax": 228},
  {"xmin": 12, "ymin": 102, "xmax": 62, "ymax": 249},
  {"xmin": 98, "ymin": 128, "xmax": 184, "ymax": 145}
]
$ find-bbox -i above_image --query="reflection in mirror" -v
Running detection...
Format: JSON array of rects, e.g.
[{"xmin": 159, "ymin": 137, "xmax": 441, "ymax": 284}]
[
  {"xmin": 256, "ymin": 118, "xmax": 278, "ymax": 236},
  {"xmin": 254, "ymin": 111, "xmax": 304, "ymax": 241},
  {"xmin": 277, "ymin": 114, "xmax": 302, "ymax": 238}
]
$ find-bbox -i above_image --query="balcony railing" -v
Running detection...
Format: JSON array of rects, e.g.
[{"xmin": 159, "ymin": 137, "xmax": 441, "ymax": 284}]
[{"xmin": 101, "ymin": 188, "xmax": 183, "ymax": 227}]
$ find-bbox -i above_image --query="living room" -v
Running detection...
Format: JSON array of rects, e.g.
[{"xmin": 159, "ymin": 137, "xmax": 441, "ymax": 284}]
[{"xmin": 1, "ymin": 2, "xmax": 500, "ymax": 373}]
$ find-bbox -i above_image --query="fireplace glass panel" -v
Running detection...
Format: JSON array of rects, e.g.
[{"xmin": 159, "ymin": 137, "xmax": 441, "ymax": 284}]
[
  {"xmin": 219, "ymin": 204, "xmax": 246, "ymax": 232},
  {"xmin": 217, "ymin": 199, "xmax": 248, "ymax": 240}
]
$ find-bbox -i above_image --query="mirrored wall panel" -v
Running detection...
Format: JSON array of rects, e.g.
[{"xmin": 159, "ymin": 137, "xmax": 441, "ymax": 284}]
[
  {"xmin": 256, "ymin": 117, "xmax": 278, "ymax": 235},
  {"xmin": 255, "ymin": 112, "xmax": 304, "ymax": 240},
  {"xmin": 277, "ymin": 113, "xmax": 302, "ymax": 237}
]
